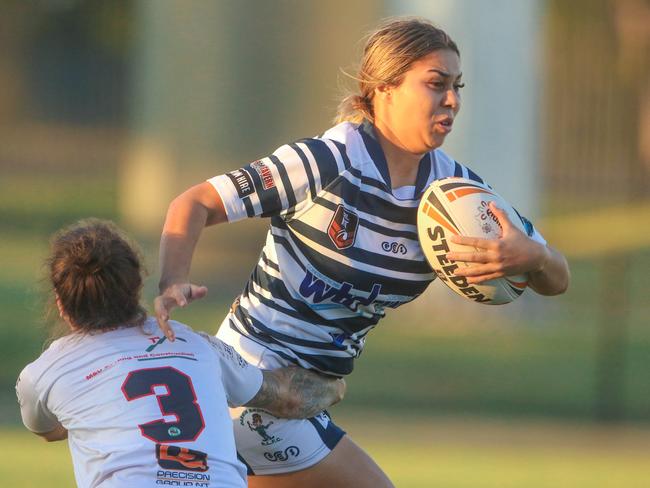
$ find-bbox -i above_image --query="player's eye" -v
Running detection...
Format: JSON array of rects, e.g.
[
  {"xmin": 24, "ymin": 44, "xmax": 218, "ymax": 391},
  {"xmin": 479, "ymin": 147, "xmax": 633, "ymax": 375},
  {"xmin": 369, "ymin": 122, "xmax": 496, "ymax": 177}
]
[
  {"xmin": 428, "ymin": 81, "xmax": 446, "ymax": 90},
  {"xmin": 454, "ymin": 82, "xmax": 465, "ymax": 91}
]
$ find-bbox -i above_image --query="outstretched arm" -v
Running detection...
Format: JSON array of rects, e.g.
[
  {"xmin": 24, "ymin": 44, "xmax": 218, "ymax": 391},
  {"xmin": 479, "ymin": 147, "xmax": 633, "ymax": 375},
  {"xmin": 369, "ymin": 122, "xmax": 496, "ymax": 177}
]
[
  {"xmin": 155, "ymin": 182, "xmax": 228, "ymax": 339},
  {"xmin": 246, "ymin": 367, "xmax": 346, "ymax": 419}
]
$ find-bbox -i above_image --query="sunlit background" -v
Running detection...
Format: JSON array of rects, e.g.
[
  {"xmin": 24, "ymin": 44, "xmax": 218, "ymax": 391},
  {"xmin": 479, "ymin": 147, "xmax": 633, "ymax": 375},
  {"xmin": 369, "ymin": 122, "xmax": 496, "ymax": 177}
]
[{"xmin": 1, "ymin": 1, "xmax": 649, "ymax": 487}]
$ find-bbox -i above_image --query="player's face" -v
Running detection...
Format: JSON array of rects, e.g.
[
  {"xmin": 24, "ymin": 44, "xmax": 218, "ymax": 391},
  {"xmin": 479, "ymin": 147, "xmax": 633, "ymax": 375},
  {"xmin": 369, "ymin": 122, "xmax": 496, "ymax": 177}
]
[{"xmin": 379, "ymin": 49, "xmax": 462, "ymax": 154}]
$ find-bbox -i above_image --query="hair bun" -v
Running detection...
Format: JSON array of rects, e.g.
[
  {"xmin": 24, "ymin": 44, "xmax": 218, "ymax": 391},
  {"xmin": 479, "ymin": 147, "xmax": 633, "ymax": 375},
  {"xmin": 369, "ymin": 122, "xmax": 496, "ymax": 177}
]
[
  {"xmin": 48, "ymin": 219, "xmax": 147, "ymax": 332},
  {"xmin": 71, "ymin": 234, "xmax": 112, "ymax": 275}
]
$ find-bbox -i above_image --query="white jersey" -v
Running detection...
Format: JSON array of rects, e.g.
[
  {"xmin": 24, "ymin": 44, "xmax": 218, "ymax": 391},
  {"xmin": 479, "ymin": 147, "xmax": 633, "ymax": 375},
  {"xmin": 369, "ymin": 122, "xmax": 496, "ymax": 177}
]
[
  {"xmin": 209, "ymin": 120, "xmax": 546, "ymax": 376},
  {"xmin": 16, "ymin": 318, "xmax": 263, "ymax": 488}
]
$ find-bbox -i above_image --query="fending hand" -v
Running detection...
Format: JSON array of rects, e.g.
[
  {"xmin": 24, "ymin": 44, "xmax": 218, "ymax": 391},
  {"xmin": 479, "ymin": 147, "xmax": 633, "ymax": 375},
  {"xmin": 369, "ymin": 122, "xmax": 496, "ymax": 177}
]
[{"xmin": 154, "ymin": 283, "xmax": 208, "ymax": 340}]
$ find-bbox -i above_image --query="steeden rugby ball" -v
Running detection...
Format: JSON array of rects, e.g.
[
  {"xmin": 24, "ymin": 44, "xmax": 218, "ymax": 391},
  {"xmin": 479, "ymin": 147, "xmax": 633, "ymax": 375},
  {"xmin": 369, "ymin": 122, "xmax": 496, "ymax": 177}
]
[{"xmin": 417, "ymin": 177, "xmax": 529, "ymax": 305}]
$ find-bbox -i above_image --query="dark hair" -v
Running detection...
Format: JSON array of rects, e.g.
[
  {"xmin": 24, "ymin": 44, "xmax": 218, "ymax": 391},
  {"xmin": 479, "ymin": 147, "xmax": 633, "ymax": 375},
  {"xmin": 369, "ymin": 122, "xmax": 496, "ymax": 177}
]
[
  {"xmin": 47, "ymin": 219, "xmax": 147, "ymax": 332},
  {"xmin": 336, "ymin": 17, "xmax": 459, "ymax": 123}
]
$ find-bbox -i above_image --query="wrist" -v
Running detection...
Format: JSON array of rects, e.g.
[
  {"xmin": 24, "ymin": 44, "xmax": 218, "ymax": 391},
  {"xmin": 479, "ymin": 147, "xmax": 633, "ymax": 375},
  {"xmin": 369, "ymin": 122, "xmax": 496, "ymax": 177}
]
[{"xmin": 158, "ymin": 278, "xmax": 185, "ymax": 294}]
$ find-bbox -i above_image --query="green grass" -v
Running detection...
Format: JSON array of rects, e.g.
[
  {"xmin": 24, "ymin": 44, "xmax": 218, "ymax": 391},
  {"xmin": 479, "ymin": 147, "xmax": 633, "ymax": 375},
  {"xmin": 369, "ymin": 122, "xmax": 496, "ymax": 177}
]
[
  {"xmin": 0, "ymin": 428, "xmax": 75, "ymax": 487},
  {"xmin": 346, "ymin": 413, "xmax": 650, "ymax": 488},
  {"xmin": 3, "ymin": 414, "xmax": 650, "ymax": 488}
]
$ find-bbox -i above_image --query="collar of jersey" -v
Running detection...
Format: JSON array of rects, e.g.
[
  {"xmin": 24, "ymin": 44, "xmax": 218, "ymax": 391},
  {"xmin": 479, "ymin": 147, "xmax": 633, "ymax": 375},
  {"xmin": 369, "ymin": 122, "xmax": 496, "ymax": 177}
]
[{"xmin": 357, "ymin": 119, "xmax": 431, "ymax": 198}]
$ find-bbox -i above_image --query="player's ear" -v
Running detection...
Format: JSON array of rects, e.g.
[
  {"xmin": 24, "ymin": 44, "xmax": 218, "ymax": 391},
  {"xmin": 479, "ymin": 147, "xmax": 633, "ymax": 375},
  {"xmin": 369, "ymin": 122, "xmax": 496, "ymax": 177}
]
[
  {"xmin": 374, "ymin": 84, "xmax": 393, "ymax": 100},
  {"xmin": 55, "ymin": 294, "xmax": 65, "ymax": 318},
  {"xmin": 55, "ymin": 294, "xmax": 75, "ymax": 330}
]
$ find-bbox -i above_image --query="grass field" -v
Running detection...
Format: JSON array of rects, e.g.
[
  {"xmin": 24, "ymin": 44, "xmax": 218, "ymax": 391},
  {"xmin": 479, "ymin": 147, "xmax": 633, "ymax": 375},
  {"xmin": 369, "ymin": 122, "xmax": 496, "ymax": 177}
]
[{"xmin": 3, "ymin": 413, "xmax": 650, "ymax": 488}]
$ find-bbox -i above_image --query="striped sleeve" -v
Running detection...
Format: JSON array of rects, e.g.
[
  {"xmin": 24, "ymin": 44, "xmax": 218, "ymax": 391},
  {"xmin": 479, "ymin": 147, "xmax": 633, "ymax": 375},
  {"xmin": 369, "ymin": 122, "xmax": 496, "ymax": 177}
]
[{"xmin": 207, "ymin": 139, "xmax": 341, "ymax": 223}]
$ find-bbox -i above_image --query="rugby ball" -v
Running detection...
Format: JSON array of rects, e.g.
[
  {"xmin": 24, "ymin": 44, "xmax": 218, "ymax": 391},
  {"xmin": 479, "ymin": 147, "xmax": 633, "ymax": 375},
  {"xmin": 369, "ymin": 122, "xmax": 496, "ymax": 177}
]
[{"xmin": 417, "ymin": 177, "xmax": 528, "ymax": 305}]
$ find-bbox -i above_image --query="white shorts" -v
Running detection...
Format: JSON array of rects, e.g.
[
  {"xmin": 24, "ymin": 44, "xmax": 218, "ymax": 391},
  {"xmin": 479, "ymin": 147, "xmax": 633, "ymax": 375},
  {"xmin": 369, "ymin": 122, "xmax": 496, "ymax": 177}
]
[{"xmin": 216, "ymin": 317, "xmax": 346, "ymax": 475}]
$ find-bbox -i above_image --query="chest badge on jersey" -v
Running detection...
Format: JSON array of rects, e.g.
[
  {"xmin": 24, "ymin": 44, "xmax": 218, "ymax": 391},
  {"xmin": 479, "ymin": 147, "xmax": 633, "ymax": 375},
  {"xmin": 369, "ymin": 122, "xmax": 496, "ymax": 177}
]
[{"xmin": 328, "ymin": 204, "xmax": 359, "ymax": 250}]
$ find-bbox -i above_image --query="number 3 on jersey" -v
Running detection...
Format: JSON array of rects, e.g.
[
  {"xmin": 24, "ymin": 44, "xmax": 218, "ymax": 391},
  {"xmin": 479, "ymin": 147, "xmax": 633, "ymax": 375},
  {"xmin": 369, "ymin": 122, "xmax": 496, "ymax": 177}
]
[{"xmin": 121, "ymin": 366, "xmax": 205, "ymax": 443}]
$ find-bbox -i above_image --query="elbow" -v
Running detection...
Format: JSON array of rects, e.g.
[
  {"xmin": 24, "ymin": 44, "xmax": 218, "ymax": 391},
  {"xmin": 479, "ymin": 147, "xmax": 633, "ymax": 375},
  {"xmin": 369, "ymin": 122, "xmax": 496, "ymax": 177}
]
[
  {"xmin": 557, "ymin": 272, "xmax": 570, "ymax": 295},
  {"xmin": 165, "ymin": 191, "xmax": 194, "ymax": 219},
  {"xmin": 534, "ymin": 265, "xmax": 570, "ymax": 296},
  {"xmin": 551, "ymin": 257, "xmax": 571, "ymax": 296}
]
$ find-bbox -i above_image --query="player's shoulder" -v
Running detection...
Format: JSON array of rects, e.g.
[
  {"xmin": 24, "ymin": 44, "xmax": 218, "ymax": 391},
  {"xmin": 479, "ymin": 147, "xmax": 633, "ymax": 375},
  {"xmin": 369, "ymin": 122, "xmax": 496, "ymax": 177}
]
[
  {"xmin": 269, "ymin": 122, "xmax": 359, "ymax": 185},
  {"xmin": 320, "ymin": 121, "xmax": 359, "ymax": 144},
  {"xmin": 320, "ymin": 121, "xmax": 387, "ymax": 176},
  {"xmin": 272, "ymin": 122, "xmax": 355, "ymax": 161},
  {"xmin": 431, "ymin": 148, "xmax": 486, "ymax": 184},
  {"xmin": 17, "ymin": 334, "xmax": 76, "ymax": 391},
  {"xmin": 431, "ymin": 147, "xmax": 460, "ymax": 176}
]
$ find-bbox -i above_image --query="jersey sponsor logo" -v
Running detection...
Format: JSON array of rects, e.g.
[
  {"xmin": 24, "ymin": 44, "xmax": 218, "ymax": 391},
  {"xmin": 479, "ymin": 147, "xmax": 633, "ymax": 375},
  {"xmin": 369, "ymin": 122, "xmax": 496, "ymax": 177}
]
[
  {"xmin": 156, "ymin": 445, "xmax": 209, "ymax": 472},
  {"xmin": 299, "ymin": 270, "xmax": 381, "ymax": 313},
  {"xmin": 328, "ymin": 204, "xmax": 359, "ymax": 250},
  {"xmin": 240, "ymin": 409, "xmax": 282, "ymax": 446},
  {"xmin": 146, "ymin": 335, "xmax": 187, "ymax": 352},
  {"xmin": 250, "ymin": 160, "xmax": 276, "ymax": 190},
  {"xmin": 226, "ymin": 168, "xmax": 255, "ymax": 198},
  {"xmin": 263, "ymin": 446, "xmax": 301, "ymax": 462},
  {"xmin": 381, "ymin": 241, "xmax": 407, "ymax": 255}
]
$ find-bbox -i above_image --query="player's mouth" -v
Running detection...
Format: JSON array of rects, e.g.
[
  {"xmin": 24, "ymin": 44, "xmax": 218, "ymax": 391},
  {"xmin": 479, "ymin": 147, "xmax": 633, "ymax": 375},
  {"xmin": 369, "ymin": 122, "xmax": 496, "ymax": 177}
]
[{"xmin": 434, "ymin": 116, "xmax": 454, "ymax": 134}]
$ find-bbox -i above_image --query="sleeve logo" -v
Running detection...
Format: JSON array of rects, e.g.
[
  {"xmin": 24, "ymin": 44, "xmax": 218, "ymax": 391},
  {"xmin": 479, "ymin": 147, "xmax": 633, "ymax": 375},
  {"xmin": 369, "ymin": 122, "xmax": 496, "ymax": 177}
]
[
  {"xmin": 226, "ymin": 168, "xmax": 255, "ymax": 198},
  {"xmin": 250, "ymin": 160, "xmax": 276, "ymax": 190}
]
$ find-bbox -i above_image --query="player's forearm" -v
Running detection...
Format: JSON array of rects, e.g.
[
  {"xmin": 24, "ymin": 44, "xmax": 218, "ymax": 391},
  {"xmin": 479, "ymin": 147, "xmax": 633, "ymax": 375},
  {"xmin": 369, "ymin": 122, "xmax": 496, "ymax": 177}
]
[
  {"xmin": 159, "ymin": 184, "xmax": 224, "ymax": 291},
  {"xmin": 247, "ymin": 367, "xmax": 346, "ymax": 419},
  {"xmin": 528, "ymin": 245, "xmax": 570, "ymax": 296}
]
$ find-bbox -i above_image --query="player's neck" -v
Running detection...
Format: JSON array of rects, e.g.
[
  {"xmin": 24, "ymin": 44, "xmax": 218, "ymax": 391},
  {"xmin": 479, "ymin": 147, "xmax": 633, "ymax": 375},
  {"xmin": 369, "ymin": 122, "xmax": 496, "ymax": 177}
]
[{"xmin": 373, "ymin": 123, "xmax": 422, "ymax": 188}]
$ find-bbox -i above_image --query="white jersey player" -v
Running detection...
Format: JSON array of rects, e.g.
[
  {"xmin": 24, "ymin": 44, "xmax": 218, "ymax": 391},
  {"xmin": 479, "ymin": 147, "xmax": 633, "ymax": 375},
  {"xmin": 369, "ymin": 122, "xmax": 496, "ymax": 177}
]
[{"xmin": 17, "ymin": 219, "xmax": 344, "ymax": 488}]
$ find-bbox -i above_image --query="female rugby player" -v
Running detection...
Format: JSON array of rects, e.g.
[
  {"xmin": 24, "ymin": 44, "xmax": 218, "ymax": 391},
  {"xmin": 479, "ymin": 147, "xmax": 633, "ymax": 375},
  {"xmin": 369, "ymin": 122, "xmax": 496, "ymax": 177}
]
[
  {"xmin": 16, "ymin": 219, "xmax": 344, "ymax": 488},
  {"xmin": 155, "ymin": 17, "xmax": 570, "ymax": 488}
]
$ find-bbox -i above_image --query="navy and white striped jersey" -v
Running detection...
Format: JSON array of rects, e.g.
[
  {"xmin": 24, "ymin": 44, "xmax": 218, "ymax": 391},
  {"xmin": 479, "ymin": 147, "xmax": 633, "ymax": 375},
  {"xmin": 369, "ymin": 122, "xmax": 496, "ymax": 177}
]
[{"xmin": 208, "ymin": 121, "xmax": 543, "ymax": 376}]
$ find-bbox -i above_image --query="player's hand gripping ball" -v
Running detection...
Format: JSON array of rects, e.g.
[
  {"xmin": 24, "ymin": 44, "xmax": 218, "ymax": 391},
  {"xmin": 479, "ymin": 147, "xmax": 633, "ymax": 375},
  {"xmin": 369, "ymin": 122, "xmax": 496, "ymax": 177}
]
[{"xmin": 417, "ymin": 177, "xmax": 529, "ymax": 305}]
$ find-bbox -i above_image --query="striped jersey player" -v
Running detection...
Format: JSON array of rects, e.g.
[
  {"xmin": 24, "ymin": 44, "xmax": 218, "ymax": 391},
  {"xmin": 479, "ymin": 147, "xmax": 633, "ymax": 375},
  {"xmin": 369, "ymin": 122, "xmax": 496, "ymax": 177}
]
[
  {"xmin": 210, "ymin": 120, "xmax": 544, "ymax": 377},
  {"xmin": 157, "ymin": 17, "xmax": 569, "ymax": 485}
]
